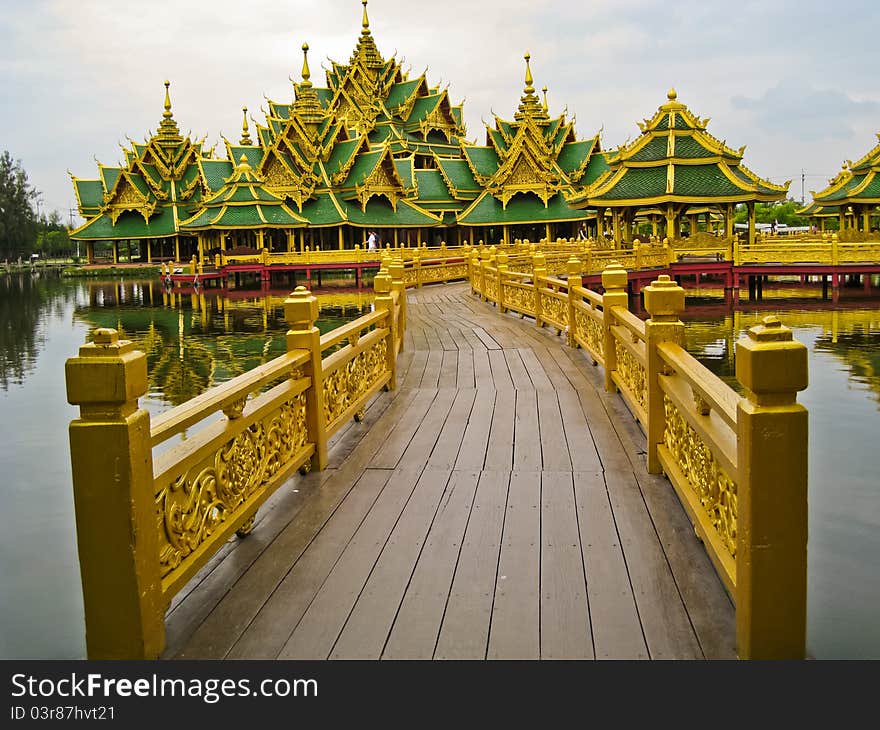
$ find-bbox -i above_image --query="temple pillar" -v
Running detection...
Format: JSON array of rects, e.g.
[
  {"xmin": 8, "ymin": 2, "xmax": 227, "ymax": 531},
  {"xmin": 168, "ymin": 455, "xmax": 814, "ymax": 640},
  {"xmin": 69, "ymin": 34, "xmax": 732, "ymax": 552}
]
[
  {"xmin": 299, "ymin": 228, "xmax": 305, "ymax": 253},
  {"xmin": 456, "ymin": 227, "xmax": 462, "ymax": 246},
  {"xmin": 285, "ymin": 229, "xmax": 293, "ymax": 253},
  {"xmin": 863, "ymin": 206, "xmax": 871, "ymax": 232},
  {"xmin": 338, "ymin": 226, "xmax": 344, "ymax": 251},
  {"xmin": 612, "ymin": 209, "xmax": 621, "ymax": 247},
  {"xmin": 146, "ymin": 239, "xmax": 152, "ymax": 264},
  {"xmin": 748, "ymin": 201, "xmax": 756, "ymax": 247},
  {"xmin": 665, "ymin": 204, "xmax": 676, "ymax": 242},
  {"xmin": 112, "ymin": 241, "xmax": 118, "ymax": 265},
  {"xmin": 503, "ymin": 225, "xmax": 510, "ymax": 245},
  {"xmin": 838, "ymin": 209, "xmax": 845, "ymax": 232},
  {"xmin": 652, "ymin": 215, "xmax": 658, "ymax": 237},
  {"xmin": 545, "ymin": 223, "xmax": 552, "ymax": 244},
  {"xmin": 86, "ymin": 241, "xmax": 94, "ymax": 264},
  {"xmin": 174, "ymin": 236, "xmax": 180, "ymax": 262}
]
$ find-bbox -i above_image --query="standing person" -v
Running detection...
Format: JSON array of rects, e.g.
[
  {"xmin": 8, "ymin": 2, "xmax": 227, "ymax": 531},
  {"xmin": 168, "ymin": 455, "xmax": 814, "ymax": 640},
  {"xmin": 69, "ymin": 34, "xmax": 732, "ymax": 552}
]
[
  {"xmin": 367, "ymin": 230, "xmax": 377, "ymax": 251},
  {"xmin": 577, "ymin": 222, "xmax": 588, "ymax": 240}
]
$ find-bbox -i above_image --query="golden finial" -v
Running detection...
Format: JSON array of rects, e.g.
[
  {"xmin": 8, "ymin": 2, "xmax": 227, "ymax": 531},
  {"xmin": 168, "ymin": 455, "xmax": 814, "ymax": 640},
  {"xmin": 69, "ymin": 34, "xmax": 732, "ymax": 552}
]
[
  {"xmin": 542, "ymin": 86, "xmax": 548, "ymax": 113},
  {"xmin": 301, "ymin": 42, "xmax": 311, "ymax": 85},
  {"xmin": 237, "ymin": 153, "xmax": 252, "ymax": 171},
  {"xmin": 523, "ymin": 52, "xmax": 534, "ymax": 93},
  {"xmin": 163, "ymin": 80, "xmax": 172, "ymax": 119},
  {"xmin": 362, "ymin": 0, "xmax": 370, "ymax": 33},
  {"xmin": 667, "ymin": 87, "xmax": 677, "ymax": 101},
  {"xmin": 240, "ymin": 106, "xmax": 252, "ymax": 145}
]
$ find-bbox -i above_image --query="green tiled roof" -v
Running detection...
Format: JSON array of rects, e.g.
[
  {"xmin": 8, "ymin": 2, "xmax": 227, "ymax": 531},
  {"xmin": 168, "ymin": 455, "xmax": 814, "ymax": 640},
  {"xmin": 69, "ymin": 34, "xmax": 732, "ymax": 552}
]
[
  {"xmin": 673, "ymin": 135, "xmax": 716, "ymax": 159},
  {"xmin": 72, "ymin": 205, "xmax": 181, "ymax": 240},
  {"xmin": 592, "ymin": 167, "xmax": 667, "ymax": 201},
  {"xmin": 342, "ymin": 149, "xmax": 384, "ymax": 187},
  {"xmin": 76, "ymin": 180, "xmax": 104, "ymax": 210},
  {"xmin": 557, "ymin": 140, "xmax": 594, "ymax": 174},
  {"xmin": 343, "ymin": 198, "xmax": 441, "ymax": 227},
  {"xmin": 201, "ymin": 160, "xmax": 234, "ymax": 192},
  {"xmin": 394, "ymin": 158, "xmax": 415, "ymax": 189},
  {"xmin": 581, "ymin": 153, "xmax": 611, "ymax": 186},
  {"xmin": 488, "ymin": 129, "xmax": 508, "ymax": 153},
  {"xmin": 301, "ymin": 192, "xmax": 347, "ymax": 226},
  {"xmin": 258, "ymin": 128, "xmax": 272, "ymax": 147},
  {"xmin": 386, "ymin": 79, "xmax": 421, "ymax": 109},
  {"xmin": 436, "ymin": 158, "xmax": 481, "ymax": 194},
  {"xmin": 451, "ymin": 107, "xmax": 463, "ymax": 128},
  {"xmin": 269, "ymin": 103, "xmax": 291, "ymax": 120},
  {"xmin": 628, "ymin": 137, "xmax": 668, "ymax": 162},
  {"xmin": 415, "ymin": 169, "xmax": 455, "ymax": 202},
  {"xmin": 458, "ymin": 192, "xmax": 588, "ymax": 225},
  {"xmin": 99, "ymin": 168, "xmax": 121, "ymax": 194},
  {"xmin": 463, "ymin": 146, "xmax": 500, "ymax": 179},
  {"xmin": 406, "ymin": 94, "xmax": 443, "ymax": 124},
  {"xmin": 315, "ymin": 88, "xmax": 332, "ymax": 108},
  {"xmin": 325, "ymin": 137, "xmax": 362, "ymax": 179},
  {"xmin": 369, "ymin": 125, "xmax": 395, "ymax": 144},
  {"xmin": 673, "ymin": 164, "xmax": 744, "ymax": 197},
  {"xmin": 228, "ymin": 146, "xmax": 264, "ymax": 168}
]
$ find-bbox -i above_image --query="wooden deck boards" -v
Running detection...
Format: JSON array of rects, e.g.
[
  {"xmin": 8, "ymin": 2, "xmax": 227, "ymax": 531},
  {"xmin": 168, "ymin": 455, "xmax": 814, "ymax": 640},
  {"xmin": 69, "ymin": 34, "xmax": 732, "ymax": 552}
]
[{"xmin": 169, "ymin": 282, "xmax": 734, "ymax": 660}]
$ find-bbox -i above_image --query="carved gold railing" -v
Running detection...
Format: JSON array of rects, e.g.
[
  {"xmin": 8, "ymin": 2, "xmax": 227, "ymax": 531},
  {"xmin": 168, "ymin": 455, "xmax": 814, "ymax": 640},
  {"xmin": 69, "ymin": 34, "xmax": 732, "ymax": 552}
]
[
  {"xmin": 736, "ymin": 233, "xmax": 880, "ymax": 266},
  {"xmin": 469, "ymin": 253, "xmax": 809, "ymax": 660},
  {"xmin": 65, "ymin": 263, "xmax": 406, "ymax": 658}
]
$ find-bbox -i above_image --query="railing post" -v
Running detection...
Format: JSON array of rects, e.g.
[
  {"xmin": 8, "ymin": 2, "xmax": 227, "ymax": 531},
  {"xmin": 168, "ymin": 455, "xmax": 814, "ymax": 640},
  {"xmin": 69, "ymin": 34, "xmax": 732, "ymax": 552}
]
[
  {"xmin": 373, "ymin": 271, "xmax": 397, "ymax": 389},
  {"xmin": 642, "ymin": 275, "xmax": 685, "ymax": 474},
  {"xmin": 566, "ymin": 255, "xmax": 582, "ymax": 348},
  {"xmin": 65, "ymin": 328, "xmax": 164, "ymax": 659},
  {"xmin": 497, "ymin": 251, "xmax": 509, "ymax": 313},
  {"xmin": 634, "ymin": 240, "xmax": 642, "ymax": 270},
  {"xmin": 389, "ymin": 257, "xmax": 406, "ymax": 336},
  {"xmin": 601, "ymin": 262, "xmax": 629, "ymax": 392},
  {"xmin": 735, "ymin": 315, "xmax": 808, "ymax": 659},
  {"xmin": 414, "ymin": 247, "xmax": 423, "ymax": 288},
  {"xmin": 479, "ymin": 249, "xmax": 489, "ymax": 301},
  {"xmin": 285, "ymin": 287, "xmax": 328, "ymax": 471},
  {"xmin": 533, "ymin": 251, "xmax": 547, "ymax": 328}
]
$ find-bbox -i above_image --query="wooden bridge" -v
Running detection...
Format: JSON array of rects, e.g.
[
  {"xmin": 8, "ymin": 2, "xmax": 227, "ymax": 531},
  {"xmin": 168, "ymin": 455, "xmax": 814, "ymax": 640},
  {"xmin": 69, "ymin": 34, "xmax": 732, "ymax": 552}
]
[{"xmin": 65, "ymin": 255, "xmax": 809, "ymax": 660}]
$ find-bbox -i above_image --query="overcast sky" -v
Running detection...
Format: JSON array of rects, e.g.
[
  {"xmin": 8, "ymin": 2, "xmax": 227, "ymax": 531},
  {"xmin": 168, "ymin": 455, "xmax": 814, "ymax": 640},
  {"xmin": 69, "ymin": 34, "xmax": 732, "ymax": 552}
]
[{"xmin": 2, "ymin": 0, "xmax": 877, "ymax": 223}]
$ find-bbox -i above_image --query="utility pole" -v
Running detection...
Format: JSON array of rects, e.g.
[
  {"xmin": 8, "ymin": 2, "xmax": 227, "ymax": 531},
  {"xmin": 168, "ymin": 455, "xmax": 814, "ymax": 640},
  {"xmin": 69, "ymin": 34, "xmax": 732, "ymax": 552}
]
[
  {"xmin": 69, "ymin": 207, "xmax": 80, "ymax": 259},
  {"xmin": 801, "ymin": 169, "xmax": 805, "ymax": 206}
]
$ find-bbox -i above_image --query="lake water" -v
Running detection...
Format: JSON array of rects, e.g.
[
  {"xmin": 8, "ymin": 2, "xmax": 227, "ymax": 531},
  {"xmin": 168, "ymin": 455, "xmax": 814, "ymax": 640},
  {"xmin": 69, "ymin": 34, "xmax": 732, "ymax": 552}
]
[{"xmin": 1, "ymin": 273, "xmax": 878, "ymax": 659}]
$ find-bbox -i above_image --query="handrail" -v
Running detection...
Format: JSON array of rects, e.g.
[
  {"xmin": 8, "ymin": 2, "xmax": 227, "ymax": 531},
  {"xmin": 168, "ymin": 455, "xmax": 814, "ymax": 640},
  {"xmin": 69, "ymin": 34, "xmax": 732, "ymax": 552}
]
[
  {"xmin": 65, "ymin": 260, "xmax": 407, "ymax": 659},
  {"xmin": 467, "ymin": 252, "xmax": 809, "ymax": 659}
]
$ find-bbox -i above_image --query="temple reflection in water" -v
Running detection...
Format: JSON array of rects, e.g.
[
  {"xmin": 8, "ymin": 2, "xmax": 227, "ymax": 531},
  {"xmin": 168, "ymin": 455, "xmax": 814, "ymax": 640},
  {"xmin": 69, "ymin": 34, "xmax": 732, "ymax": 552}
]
[{"xmin": 74, "ymin": 279, "xmax": 374, "ymax": 407}]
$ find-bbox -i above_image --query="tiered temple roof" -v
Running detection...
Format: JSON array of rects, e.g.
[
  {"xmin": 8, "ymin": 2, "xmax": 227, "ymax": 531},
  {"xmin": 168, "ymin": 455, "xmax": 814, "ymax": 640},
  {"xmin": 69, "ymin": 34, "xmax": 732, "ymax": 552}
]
[
  {"xmin": 801, "ymin": 133, "xmax": 880, "ymax": 216},
  {"xmin": 71, "ymin": 81, "xmax": 208, "ymax": 240},
  {"xmin": 570, "ymin": 89, "xmax": 787, "ymax": 209},
  {"xmin": 457, "ymin": 53, "xmax": 606, "ymax": 227}
]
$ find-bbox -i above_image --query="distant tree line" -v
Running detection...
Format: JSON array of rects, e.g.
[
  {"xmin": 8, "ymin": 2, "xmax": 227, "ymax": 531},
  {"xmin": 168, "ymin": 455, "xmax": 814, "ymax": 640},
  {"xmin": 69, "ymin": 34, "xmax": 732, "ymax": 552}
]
[{"xmin": 0, "ymin": 150, "xmax": 74, "ymax": 262}]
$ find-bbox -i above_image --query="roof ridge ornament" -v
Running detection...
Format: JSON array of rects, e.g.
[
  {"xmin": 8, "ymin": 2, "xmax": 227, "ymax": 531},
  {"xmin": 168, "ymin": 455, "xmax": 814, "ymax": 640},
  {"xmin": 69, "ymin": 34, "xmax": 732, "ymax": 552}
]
[{"xmin": 240, "ymin": 106, "xmax": 252, "ymax": 145}]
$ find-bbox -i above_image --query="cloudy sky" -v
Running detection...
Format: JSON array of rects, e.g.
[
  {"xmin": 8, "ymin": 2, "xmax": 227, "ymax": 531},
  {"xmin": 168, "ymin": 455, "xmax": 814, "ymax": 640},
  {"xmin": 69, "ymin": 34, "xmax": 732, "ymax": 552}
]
[{"xmin": 2, "ymin": 0, "xmax": 877, "ymax": 223}]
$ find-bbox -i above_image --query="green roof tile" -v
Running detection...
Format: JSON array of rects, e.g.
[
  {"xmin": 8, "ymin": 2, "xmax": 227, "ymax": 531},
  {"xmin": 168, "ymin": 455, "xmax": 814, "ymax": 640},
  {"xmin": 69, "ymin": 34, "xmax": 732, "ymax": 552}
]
[
  {"xmin": 463, "ymin": 146, "xmax": 500, "ymax": 179},
  {"xmin": 673, "ymin": 164, "xmax": 744, "ymax": 197},
  {"xmin": 458, "ymin": 192, "xmax": 588, "ymax": 225},
  {"xmin": 394, "ymin": 158, "xmax": 415, "ymax": 188},
  {"xmin": 72, "ymin": 205, "xmax": 180, "ymax": 240},
  {"xmin": 593, "ymin": 167, "xmax": 668, "ymax": 201},
  {"xmin": 386, "ymin": 79, "xmax": 421, "ymax": 109},
  {"xmin": 344, "ymin": 198, "xmax": 440, "ymax": 227},
  {"xmin": 557, "ymin": 140, "xmax": 593, "ymax": 174},
  {"xmin": 201, "ymin": 160, "xmax": 234, "ymax": 192},
  {"xmin": 76, "ymin": 180, "xmax": 104, "ymax": 210},
  {"xmin": 342, "ymin": 149, "xmax": 384, "ymax": 187},
  {"xmin": 301, "ymin": 192, "xmax": 346, "ymax": 226},
  {"xmin": 415, "ymin": 169, "xmax": 455, "ymax": 202},
  {"xmin": 436, "ymin": 158, "xmax": 481, "ymax": 194}
]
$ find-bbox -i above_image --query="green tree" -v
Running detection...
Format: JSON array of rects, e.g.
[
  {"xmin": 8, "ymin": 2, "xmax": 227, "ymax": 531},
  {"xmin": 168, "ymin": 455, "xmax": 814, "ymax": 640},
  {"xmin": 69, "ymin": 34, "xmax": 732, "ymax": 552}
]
[
  {"xmin": 0, "ymin": 151, "xmax": 39, "ymax": 261},
  {"xmin": 734, "ymin": 198, "xmax": 809, "ymax": 227},
  {"xmin": 34, "ymin": 210, "xmax": 72, "ymax": 259}
]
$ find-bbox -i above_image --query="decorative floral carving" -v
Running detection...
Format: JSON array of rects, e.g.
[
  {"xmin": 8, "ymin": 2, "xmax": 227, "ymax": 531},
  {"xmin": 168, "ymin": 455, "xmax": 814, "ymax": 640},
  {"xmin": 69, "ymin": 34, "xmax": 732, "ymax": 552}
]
[
  {"xmin": 614, "ymin": 339, "xmax": 646, "ymax": 410},
  {"xmin": 540, "ymin": 291, "xmax": 568, "ymax": 329},
  {"xmin": 502, "ymin": 283, "xmax": 536, "ymax": 315},
  {"xmin": 323, "ymin": 338, "xmax": 388, "ymax": 427},
  {"xmin": 156, "ymin": 392, "xmax": 309, "ymax": 576},
  {"xmin": 574, "ymin": 308, "xmax": 603, "ymax": 361},
  {"xmin": 663, "ymin": 395, "xmax": 737, "ymax": 556}
]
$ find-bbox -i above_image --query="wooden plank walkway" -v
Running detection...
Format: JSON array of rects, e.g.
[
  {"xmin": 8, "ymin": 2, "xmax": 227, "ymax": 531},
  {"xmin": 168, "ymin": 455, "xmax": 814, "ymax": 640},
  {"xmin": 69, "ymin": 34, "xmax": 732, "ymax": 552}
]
[{"xmin": 166, "ymin": 282, "xmax": 735, "ymax": 660}]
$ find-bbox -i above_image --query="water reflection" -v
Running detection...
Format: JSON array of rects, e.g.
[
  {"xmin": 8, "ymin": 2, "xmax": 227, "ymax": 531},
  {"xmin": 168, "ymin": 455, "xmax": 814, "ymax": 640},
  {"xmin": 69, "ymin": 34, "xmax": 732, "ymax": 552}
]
[{"xmin": 71, "ymin": 280, "xmax": 374, "ymax": 410}]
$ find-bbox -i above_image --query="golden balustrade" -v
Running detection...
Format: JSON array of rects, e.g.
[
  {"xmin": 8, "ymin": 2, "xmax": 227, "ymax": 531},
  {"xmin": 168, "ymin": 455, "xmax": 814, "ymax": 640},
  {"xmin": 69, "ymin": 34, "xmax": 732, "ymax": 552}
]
[
  {"xmin": 65, "ymin": 263, "xmax": 406, "ymax": 659},
  {"xmin": 468, "ymin": 252, "xmax": 809, "ymax": 659}
]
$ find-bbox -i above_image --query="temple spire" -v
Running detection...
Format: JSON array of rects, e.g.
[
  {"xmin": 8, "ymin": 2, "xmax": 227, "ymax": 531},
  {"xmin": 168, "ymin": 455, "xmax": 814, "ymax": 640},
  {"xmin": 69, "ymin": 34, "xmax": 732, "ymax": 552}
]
[
  {"xmin": 240, "ymin": 107, "xmax": 252, "ymax": 145},
  {"xmin": 542, "ymin": 86, "xmax": 548, "ymax": 113},
  {"xmin": 362, "ymin": 0, "xmax": 370, "ymax": 34},
  {"xmin": 350, "ymin": 0, "xmax": 383, "ymax": 68},
  {"xmin": 292, "ymin": 41, "xmax": 325, "ymax": 125},
  {"xmin": 156, "ymin": 80, "xmax": 183, "ymax": 144},
  {"xmin": 515, "ymin": 52, "xmax": 548, "ymax": 123},
  {"xmin": 524, "ymin": 52, "xmax": 534, "ymax": 93},
  {"xmin": 301, "ymin": 42, "xmax": 312, "ymax": 87}
]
